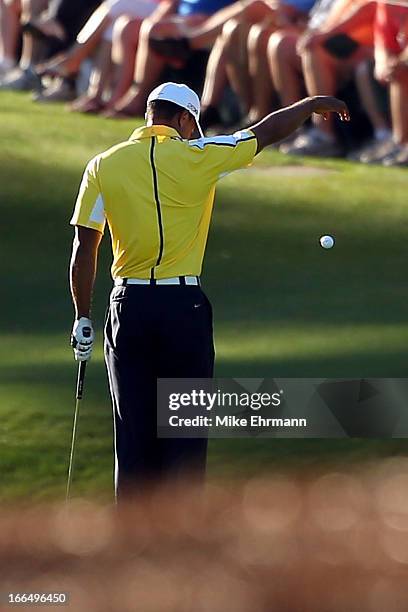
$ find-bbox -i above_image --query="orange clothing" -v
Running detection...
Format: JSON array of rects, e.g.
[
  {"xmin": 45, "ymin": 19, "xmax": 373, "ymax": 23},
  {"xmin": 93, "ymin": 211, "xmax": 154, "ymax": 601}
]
[
  {"xmin": 323, "ymin": 0, "xmax": 376, "ymax": 46},
  {"xmin": 375, "ymin": 1, "xmax": 408, "ymax": 53}
]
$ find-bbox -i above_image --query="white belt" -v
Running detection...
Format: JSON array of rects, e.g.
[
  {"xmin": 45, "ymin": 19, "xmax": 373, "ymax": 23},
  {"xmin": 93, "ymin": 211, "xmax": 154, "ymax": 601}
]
[{"xmin": 114, "ymin": 275, "xmax": 200, "ymax": 286}]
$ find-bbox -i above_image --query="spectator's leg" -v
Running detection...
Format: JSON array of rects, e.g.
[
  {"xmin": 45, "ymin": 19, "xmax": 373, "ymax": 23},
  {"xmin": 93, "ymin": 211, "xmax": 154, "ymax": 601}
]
[
  {"xmin": 224, "ymin": 19, "xmax": 252, "ymax": 116},
  {"xmin": 344, "ymin": 59, "xmax": 394, "ymax": 163},
  {"xmin": 383, "ymin": 68, "xmax": 408, "ymax": 165},
  {"xmin": 390, "ymin": 71, "xmax": 408, "ymax": 146},
  {"xmin": 200, "ymin": 31, "xmax": 229, "ymax": 127},
  {"xmin": 107, "ymin": 16, "xmax": 167, "ymax": 116},
  {"xmin": 247, "ymin": 22, "xmax": 276, "ymax": 122},
  {"xmin": 0, "ymin": 0, "xmax": 49, "ymax": 89},
  {"xmin": 107, "ymin": 13, "xmax": 206, "ymax": 117},
  {"xmin": 90, "ymin": 40, "xmax": 112, "ymax": 100},
  {"xmin": 374, "ymin": 65, "xmax": 408, "ymax": 167},
  {"xmin": 302, "ymin": 44, "xmax": 340, "ymax": 138},
  {"xmin": 36, "ymin": 4, "xmax": 111, "ymax": 77},
  {"xmin": 281, "ymin": 43, "xmax": 349, "ymax": 156},
  {"xmin": 19, "ymin": 0, "xmax": 49, "ymax": 68},
  {"xmin": 355, "ymin": 60, "xmax": 390, "ymax": 139},
  {"xmin": 104, "ymin": 15, "xmax": 141, "ymax": 110},
  {"xmin": 51, "ymin": 0, "xmax": 102, "ymax": 45},
  {"xmin": 268, "ymin": 30, "xmax": 302, "ymax": 106},
  {"xmin": 0, "ymin": 0, "xmax": 21, "ymax": 72},
  {"xmin": 69, "ymin": 38, "xmax": 112, "ymax": 112},
  {"xmin": 188, "ymin": 0, "xmax": 275, "ymax": 50}
]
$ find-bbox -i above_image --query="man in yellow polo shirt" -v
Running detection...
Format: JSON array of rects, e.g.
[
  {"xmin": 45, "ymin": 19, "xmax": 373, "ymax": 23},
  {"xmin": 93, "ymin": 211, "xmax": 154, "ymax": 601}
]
[{"xmin": 69, "ymin": 82, "xmax": 349, "ymax": 498}]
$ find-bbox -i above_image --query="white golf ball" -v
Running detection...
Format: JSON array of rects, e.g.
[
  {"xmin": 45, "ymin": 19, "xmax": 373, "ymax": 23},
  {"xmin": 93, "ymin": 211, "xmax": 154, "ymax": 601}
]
[{"xmin": 320, "ymin": 235, "xmax": 335, "ymax": 249}]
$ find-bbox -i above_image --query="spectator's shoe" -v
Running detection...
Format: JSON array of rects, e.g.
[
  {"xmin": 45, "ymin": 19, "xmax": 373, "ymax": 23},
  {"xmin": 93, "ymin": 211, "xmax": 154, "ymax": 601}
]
[
  {"xmin": 347, "ymin": 139, "xmax": 375, "ymax": 162},
  {"xmin": 32, "ymin": 78, "xmax": 76, "ymax": 103},
  {"xmin": 382, "ymin": 145, "xmax": 408, "ymax": 167},
  {"xmin": 358, "ymin": 138, "xmax": 397, "ymax": 164},
  {"xmin": 284, "ymin": 128, "xmax": 343, "ymax": 158},
  {"xmin": 278, "ymin": 128, "xmax": 307, "ymax": 154},
  {"xmin": 0, "ymin": 66, "xmax": 42, "ymax": 91},
  {"xmin": 0, "ymin": 58, "xmax": 16, "ymax": 79},
  {"xmin": 68, "ymin": 95, "xmax": 105, "ymax": 114},
  {"xmin": 149, "ymin": 36, "xmax": 191, "ymax": 62}
]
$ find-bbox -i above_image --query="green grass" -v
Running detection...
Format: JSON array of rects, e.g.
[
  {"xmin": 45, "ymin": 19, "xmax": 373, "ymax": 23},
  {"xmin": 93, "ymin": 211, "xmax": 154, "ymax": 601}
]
[{"xmin": 1, "ymin": 92, "xmax": 408, "ymax": 502}]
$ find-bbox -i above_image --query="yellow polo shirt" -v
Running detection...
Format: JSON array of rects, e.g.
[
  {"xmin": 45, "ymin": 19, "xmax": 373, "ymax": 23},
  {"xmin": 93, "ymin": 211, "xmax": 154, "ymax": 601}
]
[{"xmin": 70, "ymin": 125, "xmax": 257, "ymax": 279}]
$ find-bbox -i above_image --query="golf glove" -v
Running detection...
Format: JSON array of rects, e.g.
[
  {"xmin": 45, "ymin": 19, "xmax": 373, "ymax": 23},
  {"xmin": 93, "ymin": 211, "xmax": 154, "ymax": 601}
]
[{"xmin": 71, "ymin": 317, "xmax": 94, "ymax": 361}]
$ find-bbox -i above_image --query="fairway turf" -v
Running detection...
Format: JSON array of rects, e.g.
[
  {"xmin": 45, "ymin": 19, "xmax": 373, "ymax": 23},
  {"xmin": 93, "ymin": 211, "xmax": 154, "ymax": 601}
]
[{"xmin": 1, "ymin": 92, "xmax": 408, "ymax": 502}]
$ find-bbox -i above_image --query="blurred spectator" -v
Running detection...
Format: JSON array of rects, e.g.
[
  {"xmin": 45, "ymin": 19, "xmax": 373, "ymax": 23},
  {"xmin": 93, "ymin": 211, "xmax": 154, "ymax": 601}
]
[
  {"xmin": 0, "ymin": 0, "xmax": 48, "ymax": 90},
  {"xmin": 103, "ymin": 0, "xmax": 244, "ymax": 117},
  {"xmin": 24, "ymin": 0, "xmax": 102, "ymax": 46},
  {"xmin": 0, "ymin": 0, "xmax": 407, "ymax": 165},
  {"xmin": 36, "ymin": 1, "xmax": 159, "ymax": 107},
  {"xmin": 267, "ymin": 0, "xmax": 336, "ymax": 152},
  {"xmin": 0, "ymin": 0, "xmax": 21, "ymax": 76},
  {"xmin": 245, "ymin": 0, "xmax": 314, "ymax": 123},
  {"xmin": 197, "ymin": 0, "xmax": 315, "ymax": 130},
  {"xmin": 277, "ymin": 0, "xmax": 379, "ymax": 157},
  {"xmin": 0, "ymin": 0, "xmax": 102, "ymax": 92},
  {"xmin": 142, "ymin": 0, "xmax": 314, "ymax": 127},
  {"xmin": 372, "ymin": 0, "xmax": 408, "ymax": 166},
  {"xmin": 267, "ymin": 0, "xmax": 388, "ymax": 154}
]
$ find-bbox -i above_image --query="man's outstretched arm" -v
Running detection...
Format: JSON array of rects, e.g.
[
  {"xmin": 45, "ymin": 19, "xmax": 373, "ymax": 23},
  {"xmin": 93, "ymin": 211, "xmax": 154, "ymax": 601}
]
[
  {"xmin": 69, "ymin": 226, "xmax": 103, "ymax": 361},
  {"xmin": 250, "ymin": 96, "xmax": 350, "ymax": 154}
]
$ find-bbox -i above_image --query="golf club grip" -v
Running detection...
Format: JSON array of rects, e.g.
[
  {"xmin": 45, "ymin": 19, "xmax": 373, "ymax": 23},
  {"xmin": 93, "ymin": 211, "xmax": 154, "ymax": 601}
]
[{"xmin": 76, "ymin": 361, "xmax": 87, "ymax": 400}]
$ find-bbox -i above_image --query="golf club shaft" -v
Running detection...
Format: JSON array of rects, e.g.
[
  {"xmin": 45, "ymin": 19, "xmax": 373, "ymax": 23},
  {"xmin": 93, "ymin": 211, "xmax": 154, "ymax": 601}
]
[
  {"xmin": 76, "ymin": 360, "xmax": 87, "ymax": 400},
  {"xmin": 66, "ymin": 361, "xmax": 87, "ymax": 501}
]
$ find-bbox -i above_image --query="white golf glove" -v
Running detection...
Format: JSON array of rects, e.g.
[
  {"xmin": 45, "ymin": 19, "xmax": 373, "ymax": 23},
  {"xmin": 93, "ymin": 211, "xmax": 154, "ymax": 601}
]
[{"xmin": 71, "ymin": 317, "xmax": 94, "ymax": 361}]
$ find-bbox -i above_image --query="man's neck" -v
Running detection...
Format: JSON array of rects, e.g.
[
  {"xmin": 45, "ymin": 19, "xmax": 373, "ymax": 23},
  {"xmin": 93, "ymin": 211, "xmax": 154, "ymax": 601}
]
[{"xmin": 149, "ymin": 119, "xmax": 180, "ymax": 136}]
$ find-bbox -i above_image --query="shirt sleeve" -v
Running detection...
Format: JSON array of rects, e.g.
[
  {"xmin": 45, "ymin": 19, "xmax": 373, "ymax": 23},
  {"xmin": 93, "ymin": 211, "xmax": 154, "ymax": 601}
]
[
  {"xmin": 70, "ymin": 156, "xmax": 106, "ymax": 233},
  {"xmin": 188, "ymin": 129, "xmax": 258, "ymax": 180}
]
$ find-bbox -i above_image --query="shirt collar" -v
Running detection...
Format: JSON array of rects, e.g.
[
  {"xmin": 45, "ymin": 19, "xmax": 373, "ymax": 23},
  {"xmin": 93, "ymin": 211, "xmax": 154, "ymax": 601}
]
[{"xmin": 129, "ymin": 125, "xmax": 182, "ymax": 140}]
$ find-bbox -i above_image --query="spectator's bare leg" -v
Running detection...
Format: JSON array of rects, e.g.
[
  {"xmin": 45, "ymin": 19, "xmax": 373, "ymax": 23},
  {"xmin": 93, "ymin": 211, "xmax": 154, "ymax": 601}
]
[
  {"xmin": 0, "ymin": 0, "xmax": 21, "ymax": 69},
  {"xmin": 70, "ymin": 40, "xmax": 113, "ymax": 113},
  {"xmin": 19, "ymin": 0, "xmax": 49, "ymax": 68},
  {"xmin": 105, "ymin": 16, "xmax": 142, "ymax": 110},
  {"xmin": 247, "ymin": 22, "xmax": 276, "ymax": 122},
  {"xmin": 381, "ymin": 68, "xmax": 408, "ymax": 164},
  {"xmin": 200, "ymin": 32, "xmax": 228, "ymax": 111},
  {"xmin": 108, "ymin": 17, "xmax": 167, "ymax": 116},
  {"xmin": 390, "ymin": 71, "xmax": 408, "ymax": 145},
  {"xmin": 189, "ymin": 0, "xmax": 276, "ymax": 49},
  {"xmin": 224, "ymin": 19, "xmax": 252, "ymax": 115},
  {"xmin": 108, "ymin": 14, "xmax": 205, "ymax": 117},
  {"xmin": 355, "ymin": 60, "xmax": 390, "ymax": 139},
  {"xmin": 37, "ymin": 4, "xmax": 112, "ymax": 77},
  {"xmin": 268, "ymin": 30, "xmax": 302, "ymax": 106},
  {"xmin": 302, "ymin": 44, "xmax": 339, "ymax": 137}
]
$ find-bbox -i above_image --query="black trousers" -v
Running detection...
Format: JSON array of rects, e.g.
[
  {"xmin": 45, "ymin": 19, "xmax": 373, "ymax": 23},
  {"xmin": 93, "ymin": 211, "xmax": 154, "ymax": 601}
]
[
  {"xmin": 49, "ymin": 0, "xmax": 102, "ymax": 43},
  {"xmin": 104, "ymin": 284, "xmax": 214, "ymax": 499}
]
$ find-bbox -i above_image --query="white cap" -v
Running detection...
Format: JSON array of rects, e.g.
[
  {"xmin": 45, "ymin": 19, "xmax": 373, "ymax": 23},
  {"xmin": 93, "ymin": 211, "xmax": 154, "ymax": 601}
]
[{"xmin": 146, "ymin": 82, "xmax": 203, "ymax": 137}]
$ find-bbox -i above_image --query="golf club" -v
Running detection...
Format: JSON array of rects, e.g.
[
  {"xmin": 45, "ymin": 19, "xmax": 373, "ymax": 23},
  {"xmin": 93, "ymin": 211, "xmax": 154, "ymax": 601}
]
[{"xmin": 66, "ymin": 360, "xmax": 87, "ymax": 501}]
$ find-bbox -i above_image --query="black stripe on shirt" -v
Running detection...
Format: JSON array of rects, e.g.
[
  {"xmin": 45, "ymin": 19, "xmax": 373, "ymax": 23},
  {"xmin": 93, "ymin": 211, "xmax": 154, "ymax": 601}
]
[{"xmin": 149, "ymin": 136, "xmax": 164, "ymax": 279}]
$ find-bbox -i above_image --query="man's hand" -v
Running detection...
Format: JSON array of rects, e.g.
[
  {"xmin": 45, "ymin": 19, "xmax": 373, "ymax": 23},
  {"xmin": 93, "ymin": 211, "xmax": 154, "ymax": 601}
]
[
  {"xmin": 311, "ymin": 96, "xmax": 350, "ymax": 122},
  {"xmin": 71, "ymin": 317, "xmax": 94, "ymax": 361}
]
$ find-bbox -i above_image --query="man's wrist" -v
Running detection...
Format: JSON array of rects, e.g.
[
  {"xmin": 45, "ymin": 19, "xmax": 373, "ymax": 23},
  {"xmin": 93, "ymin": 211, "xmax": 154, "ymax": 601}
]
[
  {"xmin": 75, "ymin": 310, "xmax": 91, "ymax": 319},
  {"xmin": 306, "ymin": 96, "xmax": 317, "ymax": 115},
  {"xmin": 76, "ymin": 316, "xmax": 92, "ymax": 324}
]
